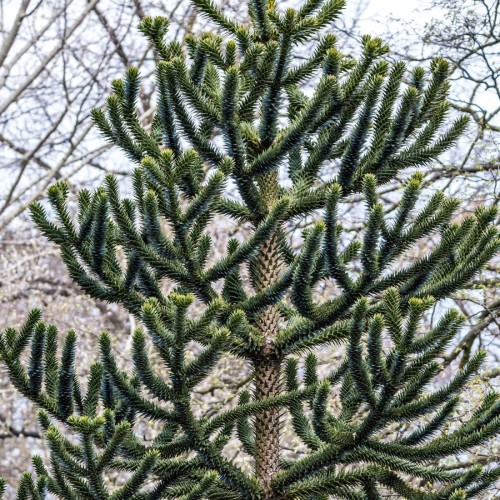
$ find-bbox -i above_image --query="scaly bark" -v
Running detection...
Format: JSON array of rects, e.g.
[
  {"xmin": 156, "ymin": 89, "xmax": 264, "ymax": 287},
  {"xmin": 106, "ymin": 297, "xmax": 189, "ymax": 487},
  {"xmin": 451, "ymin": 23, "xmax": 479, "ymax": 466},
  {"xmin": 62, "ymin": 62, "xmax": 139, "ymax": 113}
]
[{"xmin": 253, "ymin": 172, "xmax": 283, "ymax": 498}]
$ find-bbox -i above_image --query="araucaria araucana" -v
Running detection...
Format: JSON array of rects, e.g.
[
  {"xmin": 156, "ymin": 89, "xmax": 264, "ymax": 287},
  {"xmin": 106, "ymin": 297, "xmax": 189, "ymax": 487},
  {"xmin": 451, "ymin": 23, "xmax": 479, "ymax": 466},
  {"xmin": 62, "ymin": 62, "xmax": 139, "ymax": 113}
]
[{"xmin": 1, "ymin": 0, "xmax": 500, "ymax": 498}]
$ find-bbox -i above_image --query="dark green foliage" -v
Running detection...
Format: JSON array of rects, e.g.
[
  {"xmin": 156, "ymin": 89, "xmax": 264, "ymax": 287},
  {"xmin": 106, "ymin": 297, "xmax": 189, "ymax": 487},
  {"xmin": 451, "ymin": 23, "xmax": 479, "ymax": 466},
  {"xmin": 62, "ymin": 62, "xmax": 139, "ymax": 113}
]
[{"xmin": 1, "ymin": 0, "xmax": 499, "ymax": 498}]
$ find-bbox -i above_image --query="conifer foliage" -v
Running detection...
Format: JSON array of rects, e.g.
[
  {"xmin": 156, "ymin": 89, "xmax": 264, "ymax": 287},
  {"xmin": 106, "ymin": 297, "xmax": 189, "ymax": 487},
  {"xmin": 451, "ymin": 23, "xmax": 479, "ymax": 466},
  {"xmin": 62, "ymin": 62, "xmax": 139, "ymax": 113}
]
[{"xmin": 2, "ymin": 0, "xmax": 500, "ymax": 498}]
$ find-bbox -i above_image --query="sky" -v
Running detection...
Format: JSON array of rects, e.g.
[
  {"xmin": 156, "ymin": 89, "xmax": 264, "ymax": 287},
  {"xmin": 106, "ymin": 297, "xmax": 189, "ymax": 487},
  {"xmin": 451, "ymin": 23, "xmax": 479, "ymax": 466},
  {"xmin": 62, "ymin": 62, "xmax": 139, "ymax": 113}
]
[
  {"xmin": 362, "ymin": 0, "xmax": 422, "ymax": 17},
  {"xmin": 349, "ymin": 0, "xmax": 434, "ymax": 37}
]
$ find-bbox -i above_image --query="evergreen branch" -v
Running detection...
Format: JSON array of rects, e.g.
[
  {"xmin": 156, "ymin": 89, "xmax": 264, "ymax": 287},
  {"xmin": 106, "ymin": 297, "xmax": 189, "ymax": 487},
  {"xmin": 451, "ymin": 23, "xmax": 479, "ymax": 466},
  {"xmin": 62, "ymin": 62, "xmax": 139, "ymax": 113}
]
[
  {"xmin": 100, "ymin": 333, "xmax": 177, "ymax": 422},
  {"xmin": 249, "ymin": 75, "xmax": 335, "ymax": 176},
  {"xmin": 204, "ymin": 197, "xmax": 289, "ymax": 282},
  {"xmin": 291, "ymin": 222, "xmax": 324, "ymax": 317},
  {"xmin": 190, "ymin": 0, "xmax": 242, "ymax": 35}
]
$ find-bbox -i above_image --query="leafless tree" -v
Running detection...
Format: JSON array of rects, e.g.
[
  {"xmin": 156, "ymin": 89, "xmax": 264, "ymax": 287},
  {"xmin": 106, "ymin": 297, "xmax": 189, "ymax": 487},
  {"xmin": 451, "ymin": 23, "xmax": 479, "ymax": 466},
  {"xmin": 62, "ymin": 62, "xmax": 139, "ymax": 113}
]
[{"xmin": 0, "ymin": 0, "xmax": 196, "ymax": 230}]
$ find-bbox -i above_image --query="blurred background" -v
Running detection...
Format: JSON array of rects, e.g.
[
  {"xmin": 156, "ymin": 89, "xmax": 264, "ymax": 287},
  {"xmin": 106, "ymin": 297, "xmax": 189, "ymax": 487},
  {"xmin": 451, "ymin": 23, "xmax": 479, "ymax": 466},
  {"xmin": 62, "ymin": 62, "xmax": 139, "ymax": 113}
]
[{"xmin": 0, "ymin": 0, "xmax": 498, "ymax": 497}]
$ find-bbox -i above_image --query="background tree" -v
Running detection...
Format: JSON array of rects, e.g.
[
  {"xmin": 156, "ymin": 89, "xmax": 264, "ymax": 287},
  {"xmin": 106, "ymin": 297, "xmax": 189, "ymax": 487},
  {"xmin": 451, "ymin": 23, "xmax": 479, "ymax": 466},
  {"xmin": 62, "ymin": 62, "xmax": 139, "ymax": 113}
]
[
  {"xmin": 0, "ymin": 0, "xmax": 200, "ymax": 230},
  {"xmin": 1, "ymin": 0, "xmax": 500, "ymax": 498}
]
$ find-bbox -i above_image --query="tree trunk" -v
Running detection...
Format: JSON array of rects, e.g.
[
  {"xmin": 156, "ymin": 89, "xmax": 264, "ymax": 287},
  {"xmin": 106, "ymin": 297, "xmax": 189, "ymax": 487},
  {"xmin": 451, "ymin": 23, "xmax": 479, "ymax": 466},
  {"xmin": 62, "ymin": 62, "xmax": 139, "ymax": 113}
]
[
  {"xmin": 254, "ymin": 353, "xmax": 281, "ymax": 498},
  {"xmin": 252, "ymin": 170, "xmax": 283, "ymax": 497}
]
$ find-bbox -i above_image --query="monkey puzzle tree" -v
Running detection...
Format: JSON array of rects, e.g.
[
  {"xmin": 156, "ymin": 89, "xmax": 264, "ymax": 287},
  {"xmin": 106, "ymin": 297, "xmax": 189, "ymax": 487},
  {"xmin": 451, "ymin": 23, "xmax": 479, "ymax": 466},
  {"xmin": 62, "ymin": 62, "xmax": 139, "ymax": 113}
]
[{"xmin": 1, "ymin": 0, "xmax": 500, "ymax": 498}]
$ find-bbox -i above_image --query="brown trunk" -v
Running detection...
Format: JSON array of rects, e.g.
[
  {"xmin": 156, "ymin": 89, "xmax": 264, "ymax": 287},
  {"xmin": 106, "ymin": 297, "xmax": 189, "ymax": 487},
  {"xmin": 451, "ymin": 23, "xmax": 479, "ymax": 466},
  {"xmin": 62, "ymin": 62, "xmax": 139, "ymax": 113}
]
[
  {"xmin": 254, "ymin": 354, "xmax": 281, "ymax": 498},
  {"xmin": 252, "ymin": 171, "xmax": 283, "ymax": 497}
]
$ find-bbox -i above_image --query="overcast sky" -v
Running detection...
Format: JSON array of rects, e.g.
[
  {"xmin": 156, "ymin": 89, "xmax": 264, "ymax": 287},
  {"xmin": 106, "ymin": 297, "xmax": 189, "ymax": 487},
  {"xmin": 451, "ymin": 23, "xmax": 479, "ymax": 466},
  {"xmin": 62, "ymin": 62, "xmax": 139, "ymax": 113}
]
[
  {"xmin": 362, "ymin": 0, "xmax": 423, "ymax": 17},
  {"xmin": 349, "ymin": 0, "xmax": 436, "ymax": 36}
]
